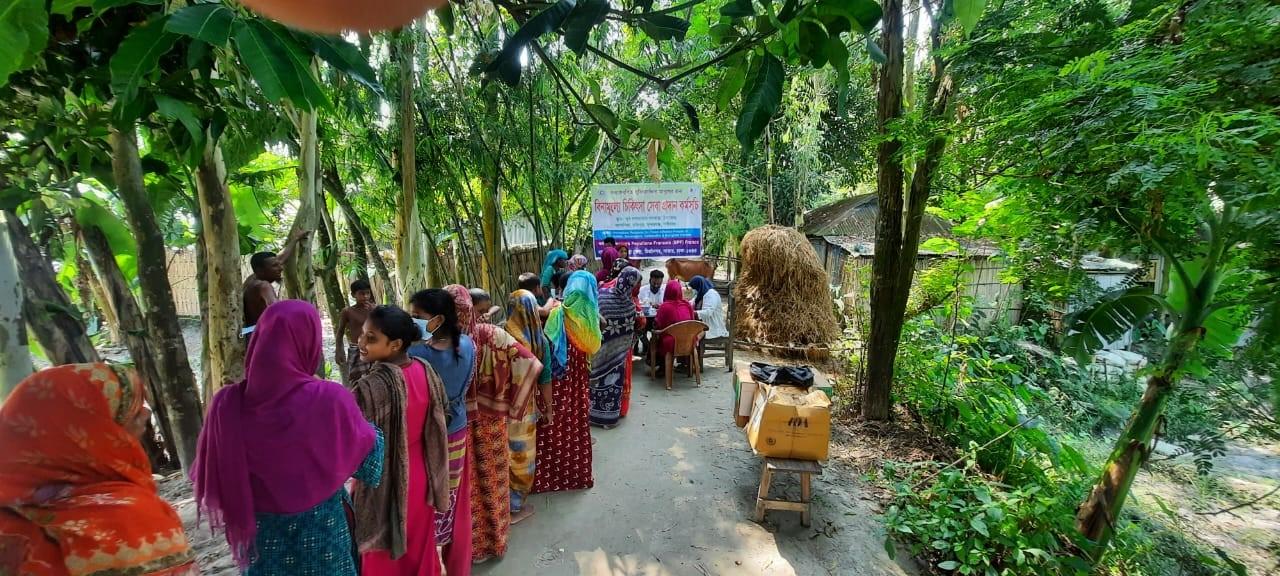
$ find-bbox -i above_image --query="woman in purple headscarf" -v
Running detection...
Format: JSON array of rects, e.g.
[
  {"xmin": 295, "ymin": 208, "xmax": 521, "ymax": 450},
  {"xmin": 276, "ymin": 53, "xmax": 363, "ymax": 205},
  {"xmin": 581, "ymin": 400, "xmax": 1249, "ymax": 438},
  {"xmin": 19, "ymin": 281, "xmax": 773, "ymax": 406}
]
[
  {"xmin": 192, "ymin": 300, "xmax": 384, "ymax": 575},
  {"xmin": 595, "ymin": 245, "xmax": 620, "ymax": 284}
]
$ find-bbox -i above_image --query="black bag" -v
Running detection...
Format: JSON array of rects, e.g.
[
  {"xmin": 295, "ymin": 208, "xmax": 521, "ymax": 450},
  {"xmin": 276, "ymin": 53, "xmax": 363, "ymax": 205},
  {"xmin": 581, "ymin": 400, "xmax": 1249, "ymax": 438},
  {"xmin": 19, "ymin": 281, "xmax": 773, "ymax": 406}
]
[{"xmin": 749, "ymin": 362, "xmax": 815, "ymax": 388}]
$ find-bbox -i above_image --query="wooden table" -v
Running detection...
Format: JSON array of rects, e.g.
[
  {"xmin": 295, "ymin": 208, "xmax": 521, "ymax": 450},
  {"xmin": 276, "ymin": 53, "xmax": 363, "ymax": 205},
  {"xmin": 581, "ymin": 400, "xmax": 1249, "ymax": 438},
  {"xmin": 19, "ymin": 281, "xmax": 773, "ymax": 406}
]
[{"xmin": 754, "ymin": 457, "xmax": 823, "ymax": 526}]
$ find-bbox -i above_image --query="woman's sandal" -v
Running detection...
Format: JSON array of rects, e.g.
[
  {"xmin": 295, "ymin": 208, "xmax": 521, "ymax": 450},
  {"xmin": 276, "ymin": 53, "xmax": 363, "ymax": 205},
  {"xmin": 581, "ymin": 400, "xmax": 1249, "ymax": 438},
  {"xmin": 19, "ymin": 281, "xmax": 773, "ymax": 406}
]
[{"xmin": 510, "ymin": 506, "xmax": 535, "ymax": 525}]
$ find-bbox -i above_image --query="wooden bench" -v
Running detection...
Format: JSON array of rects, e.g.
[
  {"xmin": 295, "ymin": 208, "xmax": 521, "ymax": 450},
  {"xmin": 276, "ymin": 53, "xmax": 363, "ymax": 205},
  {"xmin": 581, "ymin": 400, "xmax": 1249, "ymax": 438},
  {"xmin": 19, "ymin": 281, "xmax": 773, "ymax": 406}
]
[{"xmin": 754, "ymin": 457, "xmax": 822, "ymax": 527}]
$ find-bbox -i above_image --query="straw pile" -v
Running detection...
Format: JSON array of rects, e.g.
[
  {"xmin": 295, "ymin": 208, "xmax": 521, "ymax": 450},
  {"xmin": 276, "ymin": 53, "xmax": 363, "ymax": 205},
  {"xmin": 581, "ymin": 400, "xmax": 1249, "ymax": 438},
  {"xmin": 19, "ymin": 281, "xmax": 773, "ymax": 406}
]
[{"xmin": 733, "ymin": 225, "xmax": 839, "ymax": 346}]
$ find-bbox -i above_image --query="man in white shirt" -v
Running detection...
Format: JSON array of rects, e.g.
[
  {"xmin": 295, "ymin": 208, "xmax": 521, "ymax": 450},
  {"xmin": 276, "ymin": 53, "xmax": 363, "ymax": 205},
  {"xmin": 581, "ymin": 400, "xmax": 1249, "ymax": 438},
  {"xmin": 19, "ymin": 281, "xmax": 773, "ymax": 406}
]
[
  {"xmin": 638, "ymin": 269, "xmax": 666, "ymax": 313},
  {"xmin": 636, "ymin": 269, "xmax": 665, "ymax": 359}
]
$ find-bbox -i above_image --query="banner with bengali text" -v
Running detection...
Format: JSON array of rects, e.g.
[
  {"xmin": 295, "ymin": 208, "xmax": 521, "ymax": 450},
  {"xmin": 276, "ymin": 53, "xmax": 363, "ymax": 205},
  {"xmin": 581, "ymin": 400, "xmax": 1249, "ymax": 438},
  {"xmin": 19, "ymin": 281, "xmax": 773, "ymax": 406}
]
[{"xmin": 590, "ymin": 182, "xmax": 703, "ymax": 258}]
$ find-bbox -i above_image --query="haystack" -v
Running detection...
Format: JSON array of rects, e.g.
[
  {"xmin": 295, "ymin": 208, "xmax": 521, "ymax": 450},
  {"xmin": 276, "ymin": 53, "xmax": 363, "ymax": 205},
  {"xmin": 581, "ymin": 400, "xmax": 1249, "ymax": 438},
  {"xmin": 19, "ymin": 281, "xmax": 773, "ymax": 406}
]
[{"xmin": 733, "ymin": 225, "xmax": 839, "ymax": 346}]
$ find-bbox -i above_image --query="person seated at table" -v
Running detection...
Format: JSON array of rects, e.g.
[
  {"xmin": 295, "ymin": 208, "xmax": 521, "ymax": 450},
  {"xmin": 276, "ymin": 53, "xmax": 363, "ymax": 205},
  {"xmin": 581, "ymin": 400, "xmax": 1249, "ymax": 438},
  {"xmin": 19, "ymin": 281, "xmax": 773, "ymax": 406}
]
[
  {"xmin": 639, "ymin": 269, "xmax": 665, "ymax": 313},
  {"xmin": 653, "ymin": 280, "xmax": 697, "ymax": 379},
  {"xmin": 689, "ymin": 276, "xmax": 728, "ymax": 339}
]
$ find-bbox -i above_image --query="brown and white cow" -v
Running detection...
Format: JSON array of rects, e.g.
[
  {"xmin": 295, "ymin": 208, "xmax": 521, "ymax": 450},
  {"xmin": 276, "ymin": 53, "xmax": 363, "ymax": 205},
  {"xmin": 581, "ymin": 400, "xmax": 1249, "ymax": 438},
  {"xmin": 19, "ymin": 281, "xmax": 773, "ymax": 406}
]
[{"xmin": 665, "ymin": 258, "xmax": 717, "ymax": 283}]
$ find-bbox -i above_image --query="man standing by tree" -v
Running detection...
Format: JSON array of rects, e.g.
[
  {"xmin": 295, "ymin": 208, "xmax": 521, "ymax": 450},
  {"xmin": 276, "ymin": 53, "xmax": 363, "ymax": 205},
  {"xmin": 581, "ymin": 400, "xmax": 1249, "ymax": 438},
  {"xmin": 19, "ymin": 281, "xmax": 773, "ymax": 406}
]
[{"xmin": 242, "ymin": 229, "xmax": 311, "ymax": 330}]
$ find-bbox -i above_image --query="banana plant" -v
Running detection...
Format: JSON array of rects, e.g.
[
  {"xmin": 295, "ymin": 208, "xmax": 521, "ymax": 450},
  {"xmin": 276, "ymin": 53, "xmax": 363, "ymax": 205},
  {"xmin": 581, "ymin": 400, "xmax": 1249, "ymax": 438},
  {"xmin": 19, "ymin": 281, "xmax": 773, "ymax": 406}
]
[{"xmin": 1062, "ymin": 199, "xmax": 1278, "ymax": 560}]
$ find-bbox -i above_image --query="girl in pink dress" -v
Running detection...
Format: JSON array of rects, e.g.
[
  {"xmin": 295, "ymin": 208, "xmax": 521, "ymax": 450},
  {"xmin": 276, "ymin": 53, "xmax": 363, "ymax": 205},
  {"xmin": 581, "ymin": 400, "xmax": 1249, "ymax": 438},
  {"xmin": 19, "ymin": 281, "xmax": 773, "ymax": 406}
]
[{"xmin": 355, "ymin": 306, "xmax": 449, "ymax": 576}]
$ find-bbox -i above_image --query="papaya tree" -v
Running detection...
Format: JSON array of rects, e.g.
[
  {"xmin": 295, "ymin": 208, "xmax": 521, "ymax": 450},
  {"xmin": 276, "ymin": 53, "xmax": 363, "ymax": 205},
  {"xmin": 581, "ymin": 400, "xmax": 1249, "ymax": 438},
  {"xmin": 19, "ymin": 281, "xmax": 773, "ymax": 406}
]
[{"xmin": 1065, "ymin": 198, "xmax": 1278, "ymax": 557}]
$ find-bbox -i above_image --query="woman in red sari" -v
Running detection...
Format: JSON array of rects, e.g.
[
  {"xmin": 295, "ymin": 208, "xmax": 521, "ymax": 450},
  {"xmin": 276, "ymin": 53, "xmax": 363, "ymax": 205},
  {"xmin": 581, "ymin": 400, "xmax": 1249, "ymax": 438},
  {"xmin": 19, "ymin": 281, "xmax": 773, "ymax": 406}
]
[
  {"xmin": 444, "ymin": 285, "xmax": 541, "ymax": 565},
  {"xmin": 653, "ymin": 280, "xmax": 696, "ymax": 384},
  {"xmin": 534, "ymin": 270, "xmax": 602, "ymax": 493},
  {"xmin": 0, "ymin": 364, "xmax": 197, "ymax": 576}
]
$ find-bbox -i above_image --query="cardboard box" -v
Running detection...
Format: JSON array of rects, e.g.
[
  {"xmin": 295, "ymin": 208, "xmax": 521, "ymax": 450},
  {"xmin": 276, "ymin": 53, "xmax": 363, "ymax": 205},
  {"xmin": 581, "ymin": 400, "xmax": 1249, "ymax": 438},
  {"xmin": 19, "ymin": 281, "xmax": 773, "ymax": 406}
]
[
  {"xmin": 732, "ymin": 361, "xmax": 757, "ymax": 428},
  {"xmin": 746, "ymin": 383, "xmax": 831, "ymax": 461}
]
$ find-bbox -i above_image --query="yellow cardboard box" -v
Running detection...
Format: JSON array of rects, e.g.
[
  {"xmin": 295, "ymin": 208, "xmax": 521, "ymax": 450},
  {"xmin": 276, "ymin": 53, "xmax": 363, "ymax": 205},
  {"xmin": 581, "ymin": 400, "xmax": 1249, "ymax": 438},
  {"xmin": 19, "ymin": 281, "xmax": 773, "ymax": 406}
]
[{"xmin": 745, "ymin": 383, "xmax": 831, "ymax": 461}]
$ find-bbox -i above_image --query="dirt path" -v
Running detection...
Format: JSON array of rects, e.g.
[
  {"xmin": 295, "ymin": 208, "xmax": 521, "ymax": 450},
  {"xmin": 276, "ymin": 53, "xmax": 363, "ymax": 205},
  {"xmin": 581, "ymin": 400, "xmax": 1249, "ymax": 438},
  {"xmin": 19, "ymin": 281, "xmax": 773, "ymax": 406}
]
[
  {"xmin": 160, "ymin": 357, "xmax": 913, "ymax": 575},
  {"xmin": 477, "ymin": 360, "xmax": 915, "ymax": 576}
]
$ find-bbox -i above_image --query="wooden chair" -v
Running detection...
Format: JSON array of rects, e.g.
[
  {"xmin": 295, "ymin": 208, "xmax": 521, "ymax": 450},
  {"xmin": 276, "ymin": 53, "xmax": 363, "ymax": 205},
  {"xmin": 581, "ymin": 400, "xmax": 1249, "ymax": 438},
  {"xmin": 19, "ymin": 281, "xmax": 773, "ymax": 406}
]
[{"xmin": 648, "ymin": 320, "xmax": 708, "ymax": 390}]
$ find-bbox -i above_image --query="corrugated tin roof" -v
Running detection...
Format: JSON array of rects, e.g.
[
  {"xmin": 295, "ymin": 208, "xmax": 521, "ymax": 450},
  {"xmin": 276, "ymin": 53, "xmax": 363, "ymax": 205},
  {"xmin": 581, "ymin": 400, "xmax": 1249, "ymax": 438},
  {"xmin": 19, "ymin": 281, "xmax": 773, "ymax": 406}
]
[
  {"xmin": 802, "ymin": 193, "xmax": 954, "ymax": 239},
  {"xmin": 823, "ymin": 236, "xmax": 1000, "ymax": 257}
]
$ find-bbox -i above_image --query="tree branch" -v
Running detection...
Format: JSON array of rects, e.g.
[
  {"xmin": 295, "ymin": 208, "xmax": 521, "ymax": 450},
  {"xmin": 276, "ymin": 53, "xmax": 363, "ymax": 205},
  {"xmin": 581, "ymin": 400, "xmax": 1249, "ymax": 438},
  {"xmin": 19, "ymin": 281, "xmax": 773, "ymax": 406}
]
[
  {"xmin": 608, "ymin": 0, "xmax": 709, "ymax": 19},
  {"xmin": 1194, "ymin": 484, "xmax": 1280, "ymax": 516}
]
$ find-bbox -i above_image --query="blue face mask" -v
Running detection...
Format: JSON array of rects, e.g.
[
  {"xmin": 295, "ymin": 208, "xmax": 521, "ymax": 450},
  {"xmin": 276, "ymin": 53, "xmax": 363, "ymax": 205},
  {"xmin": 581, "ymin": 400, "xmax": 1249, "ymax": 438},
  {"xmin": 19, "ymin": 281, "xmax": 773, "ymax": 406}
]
[{"xmin": 413, "ymin": 318, "xmax": 432, "ymax": 341}]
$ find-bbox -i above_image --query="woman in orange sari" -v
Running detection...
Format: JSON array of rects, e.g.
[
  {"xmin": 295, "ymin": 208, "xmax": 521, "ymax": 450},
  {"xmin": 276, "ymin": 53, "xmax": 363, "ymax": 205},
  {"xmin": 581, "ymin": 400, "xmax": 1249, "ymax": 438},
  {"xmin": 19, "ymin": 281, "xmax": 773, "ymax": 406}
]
[{"xmin": 0, "ymin": 363, "xmax": 197, "ymax": 576}]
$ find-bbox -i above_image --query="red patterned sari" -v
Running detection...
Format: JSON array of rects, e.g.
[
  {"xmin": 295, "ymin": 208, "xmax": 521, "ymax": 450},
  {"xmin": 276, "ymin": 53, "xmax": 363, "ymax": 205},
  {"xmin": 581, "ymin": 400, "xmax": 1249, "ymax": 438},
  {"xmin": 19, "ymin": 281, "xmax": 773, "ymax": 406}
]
[
  {"xmin": 0, "ymin": 364, "xmax": 196, "ymax": 576},
  {"xmin": 445, "ymin": 285, "xmax": 541, "ymax": 563}
]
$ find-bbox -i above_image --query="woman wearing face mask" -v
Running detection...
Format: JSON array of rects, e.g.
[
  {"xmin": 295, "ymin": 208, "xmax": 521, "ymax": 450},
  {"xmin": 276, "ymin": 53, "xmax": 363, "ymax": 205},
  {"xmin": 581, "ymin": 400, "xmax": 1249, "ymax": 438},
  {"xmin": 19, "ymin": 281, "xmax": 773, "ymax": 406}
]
[
  {"xmin": 407, "ymin": 289, "xmax": 475, "ymax": 575},
  {"xmin": 352, "ymin": 305, "xmax": 449, "ymax": 576},
  {"xmin": 1, "ymin": 364, "xmax": 198, "ymax": 576}
]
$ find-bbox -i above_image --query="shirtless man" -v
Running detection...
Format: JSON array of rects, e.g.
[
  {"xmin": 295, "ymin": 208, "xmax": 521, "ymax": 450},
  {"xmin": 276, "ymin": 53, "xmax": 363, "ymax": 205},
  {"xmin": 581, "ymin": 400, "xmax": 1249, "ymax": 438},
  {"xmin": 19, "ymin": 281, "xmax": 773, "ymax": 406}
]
[
  {"xmin": 336, "ymin": 279, "xmax": 375, "ymax": 382},
  {"xmin": 242, "ymin": 229, "xmax": 311, "ymax": 331}
]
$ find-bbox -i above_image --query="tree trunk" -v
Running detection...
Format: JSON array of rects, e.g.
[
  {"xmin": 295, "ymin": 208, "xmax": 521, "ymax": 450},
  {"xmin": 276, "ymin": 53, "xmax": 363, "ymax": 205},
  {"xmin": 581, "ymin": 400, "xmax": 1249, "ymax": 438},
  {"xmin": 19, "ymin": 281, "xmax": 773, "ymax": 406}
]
[
  {"xmin": 862, "ymin": 0, "xmax": 907, "ymax": 421},
  {"xmin": 195, "ymin": 138, "xmax": 245, "ymax": 402},
  {"xmin": 5, "ymin": 210, "xmax": 99, "ymax": 365},
  {"xmin": 72, "ymin": 241, "xmax": 106, "ymax": 343},
  {"xmin": 1076, "ymin": 326, "xmax": 1199, "ymax": 555},
  {"xmin": 765, "ymin": 127, "xmax": 775, "ymax": 225},
  {"xmin": 394, "ymin": 26, "xmax": 428, "ymax": 305},
  {"xmin": 110, "ymin": 127, "xmax": 203, "ymax": 470},
  {"xmin": 903, "ymin": 0, "xmax": 921, "ymax": 109},
  {"xmin": 0, "ymin": 211, "xmax": 32, "ymax": 397},
  {"xmin": 78, "ymin": 223, "xmax": 179, "ymax": 470},
  {"xmin": 194, "ymin": 222, "xmax": 214, "ymax": 404},
  {"xmin": 320, "ymin": 161, "xmax": 369, "ymax": 286},
  {"xmin": 81, "ymin": 256, "xmax": 122, "ymax": 346},
  {"xmin": 284, "ymin": 105, "xmax": 319, "ymax": 304},
  {"xmin": 324, "ymin": 165, "xmax": 392, "ymax": 301},
  {"xmin": 480, "ymin": 162, "xmax": 503, "ymax": 294},
  {"xmin": 315, "ymin": 197, "xmax": 347, "ymax": 355}
]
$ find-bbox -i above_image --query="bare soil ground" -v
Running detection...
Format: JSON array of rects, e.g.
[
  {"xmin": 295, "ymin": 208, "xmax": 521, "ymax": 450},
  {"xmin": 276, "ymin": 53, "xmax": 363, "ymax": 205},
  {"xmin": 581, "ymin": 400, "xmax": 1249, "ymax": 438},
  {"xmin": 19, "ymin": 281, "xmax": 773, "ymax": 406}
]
[
  {"xmin": 159, "ymin": 353, "xmax": 920, "ymax": 576},
  {"xmin": 1128, "ymin": 440, "xmax": 1280, "ymax": 574}
]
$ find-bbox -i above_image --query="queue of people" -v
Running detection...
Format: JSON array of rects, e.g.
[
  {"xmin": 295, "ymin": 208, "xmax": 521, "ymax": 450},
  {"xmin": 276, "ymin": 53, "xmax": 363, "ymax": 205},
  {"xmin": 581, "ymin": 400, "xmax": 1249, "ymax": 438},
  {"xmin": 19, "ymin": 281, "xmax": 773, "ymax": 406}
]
[{"xmin": 0, "ymin": 241, "xmax": 726, "ymax": 576}]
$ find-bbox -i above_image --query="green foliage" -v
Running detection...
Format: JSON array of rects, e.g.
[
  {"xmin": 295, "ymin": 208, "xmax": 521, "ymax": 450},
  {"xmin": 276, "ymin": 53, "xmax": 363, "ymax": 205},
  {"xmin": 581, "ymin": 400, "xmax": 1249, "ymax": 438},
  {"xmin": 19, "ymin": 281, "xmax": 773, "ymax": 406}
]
[
  {"xmin": 486, "ymin": 0, "xmax": 578, "ymax": 86},
  {"xmin": 638, "ymin": 12, "xmax": 690, "ymax": 41},
  {"xmin": 953, "ymin": 0, "xmax": 987, "ymax": 36},
  {"xmin": 165, "ymin": 4, "xmax": 234, "ymax": 45},
  {"xmin": 735, "ymin": 52, "xmax": 784, "ymax": 154},
  {"xmin": 562, "ymin": 0, "xmax": 609, "ymax": 55},
  {"xmin": 884, "ymin": 314, "xmax": 1257, "ymax": 574},
  {"xmin": 108, "ymin": 16, "xmax": 178, "ymax": 107},
  {"xmin": 232, "ymin": 19, "xmax": 328, "ymax": 109},
  {"xmin": 1060, "ymin": 287, "xmax": 1167, "ymax": 366},
  {"xmin": 74, "ymin": 199, "xmax": 138, "ymax": 280},
  {"xmin": 884, "ymin": 467, "xmax": 1087, "ymax": 575},
  {"xmin": 0, "ymin": 0, "xmax": 49, "ymax": 86}
]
